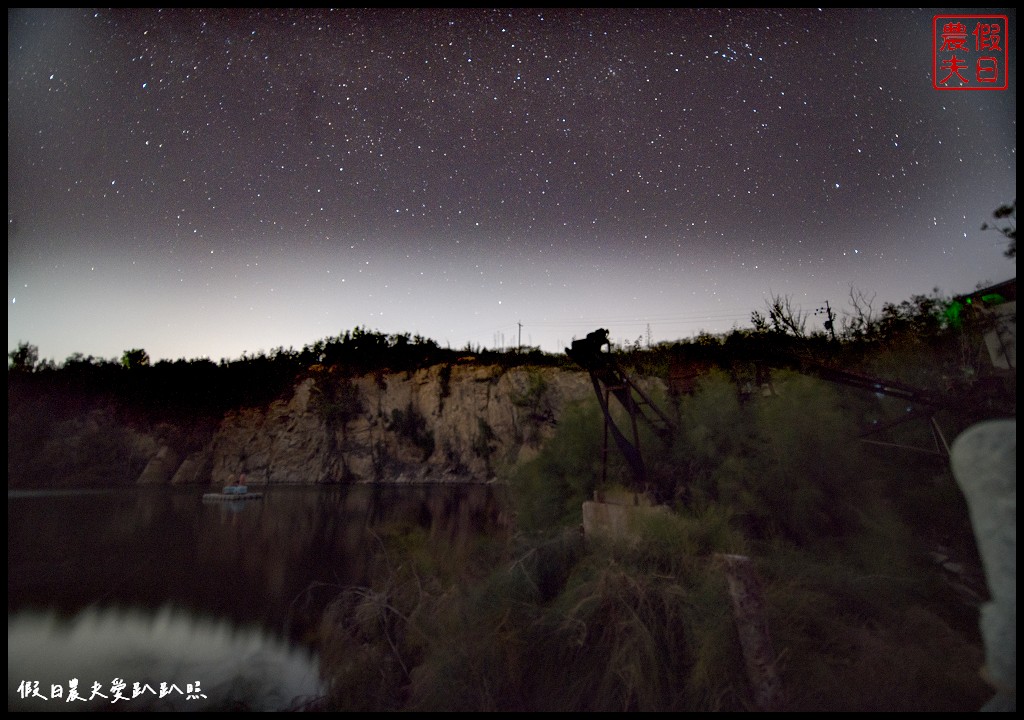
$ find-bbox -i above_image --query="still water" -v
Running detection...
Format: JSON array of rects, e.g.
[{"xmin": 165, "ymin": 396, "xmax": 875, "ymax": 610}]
[{"xmin": 8, "ymin": 484, "xmax": 505, "ymax": 711}]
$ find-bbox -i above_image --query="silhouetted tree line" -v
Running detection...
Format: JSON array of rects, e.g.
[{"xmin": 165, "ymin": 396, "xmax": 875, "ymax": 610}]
[
  {"xmin": 659, "ymin": 286, "xmax": 1014, "ymax": 431},
  {"xmin": 8, "ymin": 277, "xmax": 1014, "ymax": 428},
  {"xmin": 7, "ymin": 327, "xmax": 569, "ymax": 428}
]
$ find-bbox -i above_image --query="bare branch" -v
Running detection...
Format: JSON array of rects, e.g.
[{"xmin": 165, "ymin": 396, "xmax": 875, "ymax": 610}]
[
  {"xmin": 842, "ymin": 286, "xmax": 877, "ymax": 339},
  {"xmin": 764, "ymin": 293, "xmax": 807, "ymax": 337}
]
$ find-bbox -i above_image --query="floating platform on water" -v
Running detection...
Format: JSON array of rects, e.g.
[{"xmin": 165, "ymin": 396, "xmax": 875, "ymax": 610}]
[{"xmin": 202, "ymin": 491, "xmax": 263, "ymax": 502}]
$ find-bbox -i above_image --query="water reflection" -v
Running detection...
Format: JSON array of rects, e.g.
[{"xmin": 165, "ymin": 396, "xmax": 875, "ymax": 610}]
[
  {"xmin": 8, "ymin": 605, "xmax": 321, "ymax": 711},
  {"xmin": 8, "ymin": 483, "xmax": 506, "ymax": 710}
]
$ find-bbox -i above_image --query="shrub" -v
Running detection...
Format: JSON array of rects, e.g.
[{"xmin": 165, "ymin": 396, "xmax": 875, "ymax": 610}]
[
  {"xmin": 507, "ymin": 401, "xmax": 604, "ymax": 533},
  {"xmin": 389, "ymin": 403, "xmax": 435, "ymax": 461},
  {"xmin": 510, "ymin": 368, "xmax": 553, "ymax": 446}
]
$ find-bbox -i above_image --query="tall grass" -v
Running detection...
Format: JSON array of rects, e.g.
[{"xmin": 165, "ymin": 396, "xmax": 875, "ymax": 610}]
[
  {"xmin": 317, "ymin": 520, "xmax": 754, "ymax": 711},
  {"xmin": 760, "ymin": 544, "xmax": 988, "ymax": 711}
]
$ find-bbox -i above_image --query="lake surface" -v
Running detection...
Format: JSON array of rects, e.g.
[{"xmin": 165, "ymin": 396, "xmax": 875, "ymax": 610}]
[{"xmin": 8, "ymin": 484, "xmax": 506, "ymax": 711}]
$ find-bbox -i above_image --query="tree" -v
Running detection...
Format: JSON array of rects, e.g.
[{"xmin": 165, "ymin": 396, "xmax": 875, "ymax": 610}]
[
  {"xmin": 8, "ymin": 342, "xmax": 39, "ymax": 372},
  {"xmin": 981, "ymin": 200, "xmax": 1016, "ymax": 258},
  {"xmin": 751, "ymin": 293, "xmax": 807, "ymax": 337},
  {"xmin": 842, "ymin": 286, "xmax": 878, "ymax": 341},
  {"xmin": 121, "ymin": 348, "xmax": 151, "ymax": 369}
]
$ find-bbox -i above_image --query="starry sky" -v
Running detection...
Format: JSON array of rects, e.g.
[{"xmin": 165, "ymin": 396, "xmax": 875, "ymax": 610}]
[{"xmin": 8, "ymin": 8, "xmax": 1017, "ymax": 364}]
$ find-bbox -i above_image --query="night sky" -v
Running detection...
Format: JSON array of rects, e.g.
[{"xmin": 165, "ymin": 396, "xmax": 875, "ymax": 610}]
[{"xmin": 8, "ymin": 8, "xmax": 1017, "ymax": 364}]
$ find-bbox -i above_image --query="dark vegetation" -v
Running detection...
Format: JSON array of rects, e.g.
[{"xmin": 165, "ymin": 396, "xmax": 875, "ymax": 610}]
[
  {"xmin": 8, "ymin": 282, "xmax": 1016, "ymax": 709},
  {"xmin": 388, "ymin": 403, "xmax": 436, "ymax": 461},
  {"xmin": 9, "ymin": 285, "xmax": 1013, "ymax": 418},
  {"xmin": 7, "ymin": 327, "xmax": 572, "ymax": 427}
]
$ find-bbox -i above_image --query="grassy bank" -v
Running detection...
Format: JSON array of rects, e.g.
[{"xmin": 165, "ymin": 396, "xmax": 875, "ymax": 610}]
[{"xmin": 315, "ymin": 371, "xmax": 992, "ymax": 711}]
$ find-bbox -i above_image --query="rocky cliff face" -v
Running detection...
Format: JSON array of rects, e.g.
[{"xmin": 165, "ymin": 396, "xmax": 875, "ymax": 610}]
[
  {"xmin": 200, "ymin": 364, "xmax": 596, "ymax": 486},
  {"xmin": 8, "ymin": 363, "xmax": 665, "ymax": 488},
  {"xmin": 140, "ymin": 362, "xmax": 610, "ymax": 487}
]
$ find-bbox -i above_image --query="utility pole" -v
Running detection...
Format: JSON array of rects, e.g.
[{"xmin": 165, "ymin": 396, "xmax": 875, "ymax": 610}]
[
  {"xmin": 815, "ymin": 301, "xmax": 837, "ymax": 341},
  {"xmin": 518, "ymin": 322, "xmax": 522, "ymax": 353}
]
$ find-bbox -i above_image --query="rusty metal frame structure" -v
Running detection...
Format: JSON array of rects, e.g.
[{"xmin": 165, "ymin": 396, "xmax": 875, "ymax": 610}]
[
  {"xmin": 567, "ymin": 344, "xmax": 675, "ymax": 489},
  {"xmin": 796, "ymin": 360, "xmax": 952, "ymax": 457},
  {"xmin": 569, "ymin": 338, "xmax": 958, "ymax": 494}
]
